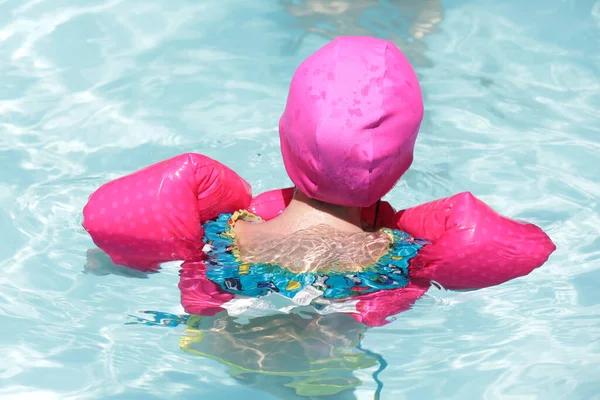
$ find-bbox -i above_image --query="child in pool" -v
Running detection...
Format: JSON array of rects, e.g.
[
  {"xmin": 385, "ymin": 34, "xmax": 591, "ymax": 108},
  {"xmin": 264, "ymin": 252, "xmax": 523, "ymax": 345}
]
[
  {"xmin": 200, "ymin": 36, "xmax": 425, "ymax": 300},
  {"xmin": 83, "ymin": 36, "xmax": 555, "ymax": 322}
]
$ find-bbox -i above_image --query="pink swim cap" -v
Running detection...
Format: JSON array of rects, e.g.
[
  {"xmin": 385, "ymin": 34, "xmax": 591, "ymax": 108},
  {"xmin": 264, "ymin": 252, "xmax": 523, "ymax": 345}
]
[{"xmin": 279, "ymin": 36, "xmax": 424, "ymax": 207}]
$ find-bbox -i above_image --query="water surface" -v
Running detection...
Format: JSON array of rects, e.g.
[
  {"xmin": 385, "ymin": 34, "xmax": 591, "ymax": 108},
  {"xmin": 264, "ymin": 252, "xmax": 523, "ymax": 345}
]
[{"xmin": 0, "ymin": 0, "xmax": 599, "ymax": 399}]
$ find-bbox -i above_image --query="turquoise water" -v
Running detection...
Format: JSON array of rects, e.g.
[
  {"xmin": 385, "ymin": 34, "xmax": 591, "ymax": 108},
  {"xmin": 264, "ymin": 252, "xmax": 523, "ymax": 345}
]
[{"xmin": 1, "ymin": 0, "xmax": 599, "ymax": 398}]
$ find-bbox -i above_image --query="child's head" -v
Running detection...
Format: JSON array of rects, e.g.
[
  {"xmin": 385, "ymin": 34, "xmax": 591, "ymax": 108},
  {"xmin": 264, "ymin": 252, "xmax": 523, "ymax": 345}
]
[{"xmin": 279, "ymin": 36, "xmax": 423, "ymax": 207}]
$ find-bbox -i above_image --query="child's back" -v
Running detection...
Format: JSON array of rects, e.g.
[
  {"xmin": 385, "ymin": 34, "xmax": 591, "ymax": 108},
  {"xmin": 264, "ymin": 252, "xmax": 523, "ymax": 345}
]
[{"xmin": 238, "ymin": 223, "xmax": 391, "ymax": 273}]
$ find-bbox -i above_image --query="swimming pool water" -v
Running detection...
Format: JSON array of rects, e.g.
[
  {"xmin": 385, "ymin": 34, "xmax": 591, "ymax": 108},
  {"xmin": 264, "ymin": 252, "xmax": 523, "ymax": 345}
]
[{"xmin": 1, "ymin": 0, "xmax": 599, "ymax": 399}]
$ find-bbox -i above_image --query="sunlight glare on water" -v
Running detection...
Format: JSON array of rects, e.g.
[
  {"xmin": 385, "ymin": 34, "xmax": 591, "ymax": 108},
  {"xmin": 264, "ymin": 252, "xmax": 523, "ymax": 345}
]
[{"xmin": 0, "ymin": 0, "xmax": 599, "ymax": 399}]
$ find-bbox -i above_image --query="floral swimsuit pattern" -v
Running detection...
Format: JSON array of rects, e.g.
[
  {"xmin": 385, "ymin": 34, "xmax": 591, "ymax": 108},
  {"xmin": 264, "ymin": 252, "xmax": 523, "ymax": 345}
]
[{"xmin": 202, "ymin": 211, "xmax": 427, "ymax": 301}]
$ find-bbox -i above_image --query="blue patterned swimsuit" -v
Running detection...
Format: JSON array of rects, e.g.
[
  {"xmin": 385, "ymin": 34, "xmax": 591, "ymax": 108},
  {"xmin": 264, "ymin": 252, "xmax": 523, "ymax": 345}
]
[{"xmin": 202, "ymin": 211, "xmax": 427, "ymax": 301}]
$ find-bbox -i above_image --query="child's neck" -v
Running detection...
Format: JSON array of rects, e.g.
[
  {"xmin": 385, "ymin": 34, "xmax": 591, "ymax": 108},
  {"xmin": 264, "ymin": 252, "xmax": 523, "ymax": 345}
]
[{"xmin": 271, "ymin": 190, "xmax": 364, "ymax": 234}]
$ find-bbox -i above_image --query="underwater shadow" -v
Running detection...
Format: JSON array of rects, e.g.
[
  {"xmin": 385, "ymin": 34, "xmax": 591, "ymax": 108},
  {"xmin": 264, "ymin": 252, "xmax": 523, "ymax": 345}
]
[{"xmin": 84, "ymin": 249, "xmax": 389, "ymax": 399}]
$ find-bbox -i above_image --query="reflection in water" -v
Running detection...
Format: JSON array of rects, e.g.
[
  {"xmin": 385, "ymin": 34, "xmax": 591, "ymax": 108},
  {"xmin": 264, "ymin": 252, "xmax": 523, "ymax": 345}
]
[
  {"xmin": 282, "ymin": 0, "xmax": 443, "ymax": 67},
  {"xmin": 84, "ymin": 248, "xmax": 152, "ymax": 279},
  {"xmin": 127, "ymin": 310, "xmax": 384, "ymax": 398},
  {"xmin": 181, "ymin": 312, "xmax": 380, "ymax": 399},
  {"xmin": 87, "ymin": 250, "xmax": 387, "ymax": 398}
]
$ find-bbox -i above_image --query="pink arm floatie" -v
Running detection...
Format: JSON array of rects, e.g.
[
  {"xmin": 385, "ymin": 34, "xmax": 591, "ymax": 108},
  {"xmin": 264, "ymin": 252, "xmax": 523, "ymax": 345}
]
[
  {"xmin": 83, "ymin": 153, "xmax": 252, "ymax": 271},
  {"xmin": 394, "ymin": 191, "xmax": 556, "ymax": 290}
]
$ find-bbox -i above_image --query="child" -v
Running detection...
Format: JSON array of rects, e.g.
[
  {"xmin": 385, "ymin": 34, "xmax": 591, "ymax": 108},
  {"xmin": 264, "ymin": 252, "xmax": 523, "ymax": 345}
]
[
  {"xmin": 83, "ymin": 36, "xmax": 555, "ymax": 325},
  {"xmin": 199, "ymin": 36, "xmax": 425, "ymax": 301}
]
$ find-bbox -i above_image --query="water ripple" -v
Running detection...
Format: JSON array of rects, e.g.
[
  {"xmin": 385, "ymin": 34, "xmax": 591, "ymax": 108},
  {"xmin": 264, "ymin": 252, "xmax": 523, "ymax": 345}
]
[{"xmin": 0, "ymin": 0, "xmax": 599, "ymax": 399}]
